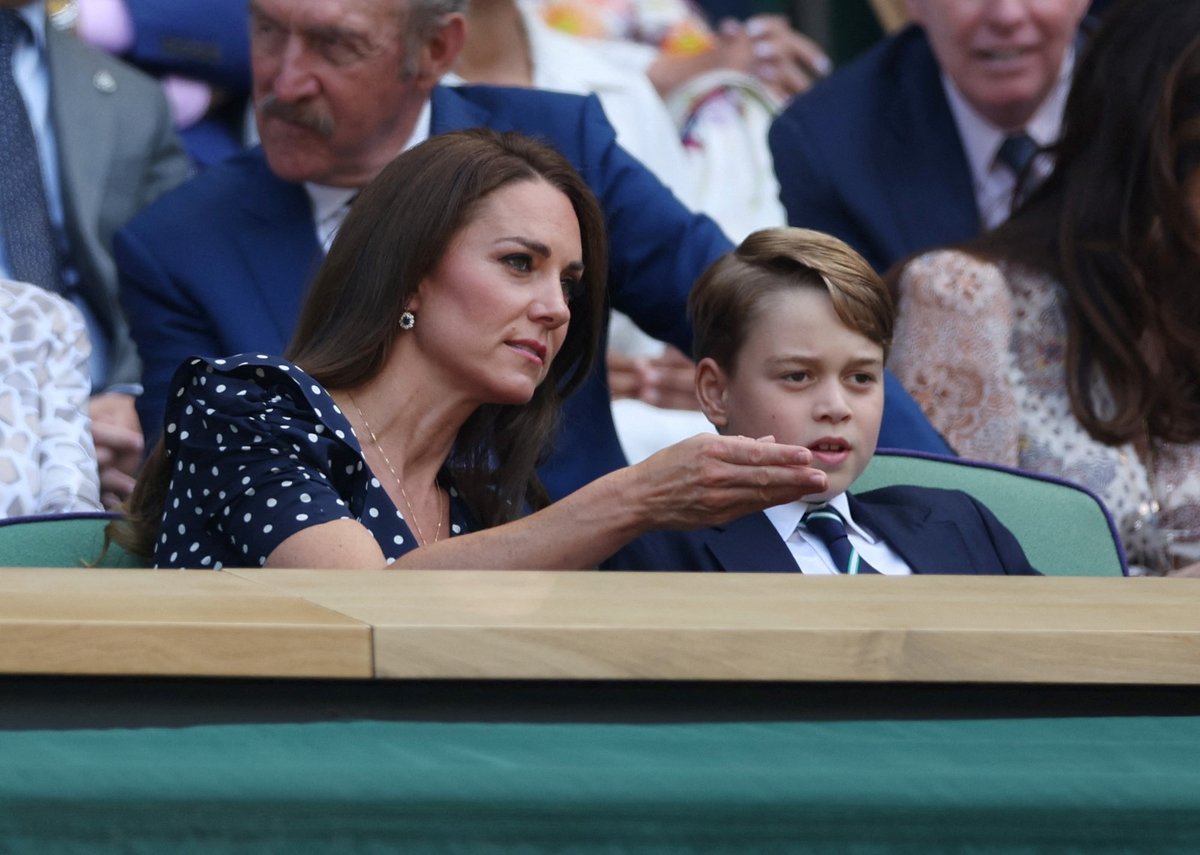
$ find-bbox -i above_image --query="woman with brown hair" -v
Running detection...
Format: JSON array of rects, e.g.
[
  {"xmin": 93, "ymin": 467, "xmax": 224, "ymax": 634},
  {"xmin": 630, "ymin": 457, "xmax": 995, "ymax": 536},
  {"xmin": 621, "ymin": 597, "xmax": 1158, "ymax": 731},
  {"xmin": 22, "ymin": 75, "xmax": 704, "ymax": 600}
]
[
  {"xmin": 112, "ymin": 129, "xmax": 826, "ymax": 569},
  {"xmin": 889, "ymin": 0, "xmax": 1200, "ymax": 573}
]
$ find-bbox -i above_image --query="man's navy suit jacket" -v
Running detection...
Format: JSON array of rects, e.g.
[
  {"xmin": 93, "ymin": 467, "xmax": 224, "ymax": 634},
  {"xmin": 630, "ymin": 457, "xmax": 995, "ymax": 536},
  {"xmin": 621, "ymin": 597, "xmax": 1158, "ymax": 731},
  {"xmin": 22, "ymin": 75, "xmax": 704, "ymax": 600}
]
[
  {"xmin": 604, "ymin": 485, "xmax": 1040, "ymax": 575},
  {"xmin": 769, "ymin": 26, "xmax": 980, "ymax": 274},
  {"xmin": 117, "ymin": 83, "xmax": 949, "ymax": 500}
]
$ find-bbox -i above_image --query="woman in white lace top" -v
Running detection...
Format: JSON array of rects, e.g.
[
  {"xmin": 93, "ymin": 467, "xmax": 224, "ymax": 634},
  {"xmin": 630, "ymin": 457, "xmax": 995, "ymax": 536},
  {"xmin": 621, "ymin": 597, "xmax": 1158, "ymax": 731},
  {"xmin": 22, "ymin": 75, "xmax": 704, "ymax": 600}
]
[
  {"xmin": 0, "ymin": 279, "xmax": 102, "ymax": 517},
  {"xmin": 889, "ymin": 0, "xmax": 1200, "ymax": 574}
]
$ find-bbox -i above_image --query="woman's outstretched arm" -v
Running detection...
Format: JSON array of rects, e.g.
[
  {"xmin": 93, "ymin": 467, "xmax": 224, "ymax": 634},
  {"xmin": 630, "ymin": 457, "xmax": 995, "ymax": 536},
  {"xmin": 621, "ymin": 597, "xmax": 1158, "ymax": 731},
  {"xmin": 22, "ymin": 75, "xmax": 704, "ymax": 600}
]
[{"xmin": 266, "ymin": 434, "xmax": 825, "ymax": 570}]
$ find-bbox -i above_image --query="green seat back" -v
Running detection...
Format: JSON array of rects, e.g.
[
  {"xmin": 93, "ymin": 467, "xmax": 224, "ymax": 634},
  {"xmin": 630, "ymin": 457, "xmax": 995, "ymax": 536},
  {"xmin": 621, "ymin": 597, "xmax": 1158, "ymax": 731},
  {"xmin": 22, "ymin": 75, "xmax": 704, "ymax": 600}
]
[
  {"xmin": 0, "ymin": 513, "xmax": 144, "ymax": 568},
  {"xmin": 854, "ymin": 452, "xmax": 1127, "ymax": 576}
]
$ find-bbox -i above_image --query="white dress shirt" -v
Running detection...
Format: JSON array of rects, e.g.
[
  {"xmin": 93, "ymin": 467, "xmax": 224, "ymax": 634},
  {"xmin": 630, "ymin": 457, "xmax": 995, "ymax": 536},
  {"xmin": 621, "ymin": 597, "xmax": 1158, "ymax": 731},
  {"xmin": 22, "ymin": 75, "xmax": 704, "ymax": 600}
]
[
  {"xmin": 305, "ymin": 98, "xmax": 432, "ymax": 252},
  {"xmin": 762, "ymin": 492, "xmax": 913, "ymax": 575}
]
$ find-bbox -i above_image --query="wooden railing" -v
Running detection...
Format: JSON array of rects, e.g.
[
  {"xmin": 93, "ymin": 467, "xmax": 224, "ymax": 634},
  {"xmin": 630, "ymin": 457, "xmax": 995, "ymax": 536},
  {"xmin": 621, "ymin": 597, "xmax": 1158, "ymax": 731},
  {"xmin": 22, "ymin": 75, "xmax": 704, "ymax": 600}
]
[{"xmin": 2, "ymin": 569, "xmax": 1199, "ymax": 683}]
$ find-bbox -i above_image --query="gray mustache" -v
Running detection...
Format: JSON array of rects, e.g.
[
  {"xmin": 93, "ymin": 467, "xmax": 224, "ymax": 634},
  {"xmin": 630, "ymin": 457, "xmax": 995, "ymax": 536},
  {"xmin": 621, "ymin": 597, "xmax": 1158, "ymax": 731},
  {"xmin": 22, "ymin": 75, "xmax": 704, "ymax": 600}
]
[{"xmin": 257, "ymin": 94, "xmax": 336, "ymax": 139}]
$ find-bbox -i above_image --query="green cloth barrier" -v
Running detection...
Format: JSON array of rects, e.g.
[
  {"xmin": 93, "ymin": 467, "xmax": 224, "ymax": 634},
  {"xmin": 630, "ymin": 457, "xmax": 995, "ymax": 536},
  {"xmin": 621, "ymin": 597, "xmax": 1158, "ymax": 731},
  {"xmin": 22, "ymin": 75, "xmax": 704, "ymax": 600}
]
[{"xmin": 1, "ymin": 717, "xmax": 1198, "ymax": 851}]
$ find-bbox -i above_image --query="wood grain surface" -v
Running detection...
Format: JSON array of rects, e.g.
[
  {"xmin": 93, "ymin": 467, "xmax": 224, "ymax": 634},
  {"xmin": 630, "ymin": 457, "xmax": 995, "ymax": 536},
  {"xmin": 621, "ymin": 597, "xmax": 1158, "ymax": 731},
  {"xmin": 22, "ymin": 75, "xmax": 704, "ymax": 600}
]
[
  {"xmin": 230, "ymin": 570, "xmax": 1200, "ymax": 684},
  {"xmin": 0, "ymin": 568, "xmax": 372, "ymax": 677}
]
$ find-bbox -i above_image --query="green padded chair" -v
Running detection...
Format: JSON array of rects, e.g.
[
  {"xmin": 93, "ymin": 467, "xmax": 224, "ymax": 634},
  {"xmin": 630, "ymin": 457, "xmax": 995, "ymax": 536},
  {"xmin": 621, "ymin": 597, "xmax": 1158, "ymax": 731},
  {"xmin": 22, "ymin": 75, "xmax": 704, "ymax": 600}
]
[
  {"xmin": 854, "ymin": 451, "xmax": 1127, "ymax": 576},
  {"xmin": 0, "ymin": 513, "xmax": 143, "ymax": 568}
]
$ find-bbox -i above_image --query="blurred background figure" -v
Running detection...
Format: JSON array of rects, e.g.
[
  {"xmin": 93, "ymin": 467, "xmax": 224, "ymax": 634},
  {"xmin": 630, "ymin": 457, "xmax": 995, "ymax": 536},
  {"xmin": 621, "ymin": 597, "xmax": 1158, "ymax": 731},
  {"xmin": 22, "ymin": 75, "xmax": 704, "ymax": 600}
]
[
  {"xmin": 456, "ymin": 0, "xmax": 693, "ymax": 211},
  {"xmin": 69, "ymin": 0, "xmax": 251, "ymax": 167},
  {"xmin": 888, "ymin": 0, "xmax": 1200, "ymax": 574},
  {"xmin": 770, "ymin": 0, "xmax": 1091, "ymax": 273},
  {"xmin": 0, "ymin": 279, "xmax": 101, "ymax": 517},
  {"xmin": 0, "ymin": 0, "xmax": 191, "ymax": 508},
  {"xmin": 535, "ymin": 0, "xmax": 829, "ymax": 237}
]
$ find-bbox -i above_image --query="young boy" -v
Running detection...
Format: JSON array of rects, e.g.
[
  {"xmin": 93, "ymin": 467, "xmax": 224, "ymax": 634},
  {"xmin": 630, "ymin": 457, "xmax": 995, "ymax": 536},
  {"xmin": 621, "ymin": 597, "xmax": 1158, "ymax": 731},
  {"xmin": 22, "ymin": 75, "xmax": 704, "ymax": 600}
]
[{"xmin": 605, "ymin": 227, "xmax": 1039, "ymax": 575}]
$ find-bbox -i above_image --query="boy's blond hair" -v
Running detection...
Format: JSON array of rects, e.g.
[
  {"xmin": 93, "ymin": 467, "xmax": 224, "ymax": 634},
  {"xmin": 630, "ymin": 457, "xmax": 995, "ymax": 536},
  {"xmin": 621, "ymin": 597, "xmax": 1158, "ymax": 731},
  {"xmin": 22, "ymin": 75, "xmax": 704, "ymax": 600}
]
[{"xmin": 688, "ymin": 227, "xmax": 894, "ymax": 372}]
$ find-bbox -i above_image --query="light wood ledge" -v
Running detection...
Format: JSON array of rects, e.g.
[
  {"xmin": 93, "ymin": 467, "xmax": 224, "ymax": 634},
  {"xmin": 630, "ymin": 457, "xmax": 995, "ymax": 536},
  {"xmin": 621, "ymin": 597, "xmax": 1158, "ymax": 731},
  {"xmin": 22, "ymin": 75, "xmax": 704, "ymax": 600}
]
[
  {"xmin": 4, "ymin": 568, "xmax": 1199, "ymax": 683},
  {"xmin": 230, "ymin": 570, "xmax": 1200, "ymax": 685},
  {"xmin": 0, "ymin": 568, "xmax": 372, "ymax": 678}
]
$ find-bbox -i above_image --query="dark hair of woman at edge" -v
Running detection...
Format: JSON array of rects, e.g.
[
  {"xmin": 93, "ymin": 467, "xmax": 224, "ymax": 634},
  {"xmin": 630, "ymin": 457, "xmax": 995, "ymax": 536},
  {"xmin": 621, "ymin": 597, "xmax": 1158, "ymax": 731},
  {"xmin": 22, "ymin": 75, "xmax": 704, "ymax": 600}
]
[
  {"xmin": 109, "ymin": 128, "xmax": 608, "ymax": 561},
  {"xmin": 957, "ymin": 0, "xmax": 1200, "ymax": 446}
]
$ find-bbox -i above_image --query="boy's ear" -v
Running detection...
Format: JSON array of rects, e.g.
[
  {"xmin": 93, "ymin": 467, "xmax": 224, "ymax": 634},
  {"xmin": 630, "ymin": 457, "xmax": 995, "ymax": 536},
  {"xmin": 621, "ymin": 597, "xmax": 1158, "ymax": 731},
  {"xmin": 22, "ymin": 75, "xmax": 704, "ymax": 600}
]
[{"xmin": 695, "ymin": 357, "xmax": 730, "ymax": 429}]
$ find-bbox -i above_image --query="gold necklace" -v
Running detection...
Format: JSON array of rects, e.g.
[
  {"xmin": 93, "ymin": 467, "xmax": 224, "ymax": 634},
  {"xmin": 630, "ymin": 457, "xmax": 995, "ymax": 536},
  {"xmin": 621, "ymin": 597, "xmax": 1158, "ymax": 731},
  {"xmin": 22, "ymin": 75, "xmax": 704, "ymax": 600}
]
[{"xmin": 348, "ymin": 393, "xmax": 445, "ymax": 547}]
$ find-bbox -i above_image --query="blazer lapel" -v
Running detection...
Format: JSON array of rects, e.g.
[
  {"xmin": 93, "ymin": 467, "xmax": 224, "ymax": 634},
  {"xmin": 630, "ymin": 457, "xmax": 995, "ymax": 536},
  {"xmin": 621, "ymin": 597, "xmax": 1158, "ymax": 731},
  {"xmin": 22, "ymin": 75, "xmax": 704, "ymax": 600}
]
[
  {"xmin": 235, "ymin": 150, "xmax": 323, "ymax": 349},
  {"xmin": 849, "ymin": 492, "xmax": 978, "ymax": 575},
  {"xmin": 706, "ymin": 512, "xmax": 800, "ymax": 573},
  {"xmin": 47, "ymin": 26, "xmax": 115, "ymax": 250},
  {"xmin": 878, "ymin": 33, "xmax": 980, "ymax": 254}
]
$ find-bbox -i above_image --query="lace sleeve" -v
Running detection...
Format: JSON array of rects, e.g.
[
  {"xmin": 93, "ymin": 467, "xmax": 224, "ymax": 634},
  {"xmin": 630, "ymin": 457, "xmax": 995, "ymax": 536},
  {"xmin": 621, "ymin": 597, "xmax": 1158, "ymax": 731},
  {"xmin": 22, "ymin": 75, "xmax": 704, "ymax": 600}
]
[
  {"xmin": 35, "ymin": 293, "xmax": 102, "ymax": 513},
  {"xmin": 0, "ymin": 282, "xmax": 101, "ymax": 516},
  {"xmin": 890, "ymin": 251, "xmax": 1021, "ymax": 465}
]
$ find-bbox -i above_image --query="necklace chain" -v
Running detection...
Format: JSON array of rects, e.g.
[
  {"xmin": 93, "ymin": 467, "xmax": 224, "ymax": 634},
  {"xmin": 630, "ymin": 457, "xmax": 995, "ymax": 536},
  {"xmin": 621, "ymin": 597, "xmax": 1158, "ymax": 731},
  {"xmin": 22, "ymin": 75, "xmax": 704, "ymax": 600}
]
[{"xmin": 348, "ymin": 393, "xmax": 444, "ymax": 547}]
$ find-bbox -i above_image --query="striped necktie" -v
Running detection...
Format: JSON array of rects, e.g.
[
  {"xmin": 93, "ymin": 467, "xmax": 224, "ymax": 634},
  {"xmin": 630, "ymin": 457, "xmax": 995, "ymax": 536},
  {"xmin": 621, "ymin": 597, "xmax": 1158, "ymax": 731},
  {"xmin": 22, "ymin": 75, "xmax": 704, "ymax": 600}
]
[
  {"xmin": 801, "ymin": 506, "xmax": 880, "ymax": 575},
  {"xmin": 0, "ymin": 10, "xmax": 61, "ymax": 290}
]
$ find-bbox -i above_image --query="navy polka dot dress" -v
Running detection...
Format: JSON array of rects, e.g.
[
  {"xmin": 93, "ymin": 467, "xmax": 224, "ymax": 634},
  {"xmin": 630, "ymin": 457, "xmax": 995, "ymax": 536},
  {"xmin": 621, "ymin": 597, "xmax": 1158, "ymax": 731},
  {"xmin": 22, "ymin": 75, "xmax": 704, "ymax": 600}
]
[{"xmin": 154, "ymin": 355, "xmax": 473, "ymax": 569}]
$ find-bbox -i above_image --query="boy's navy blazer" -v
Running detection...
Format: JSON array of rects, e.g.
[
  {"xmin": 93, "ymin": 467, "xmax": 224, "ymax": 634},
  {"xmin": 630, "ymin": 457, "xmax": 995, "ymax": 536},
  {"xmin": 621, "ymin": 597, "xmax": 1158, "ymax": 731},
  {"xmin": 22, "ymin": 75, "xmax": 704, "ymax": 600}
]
[{"xmin": 604, "ymin": 485, "xmax": 1040, "ymax": 574}]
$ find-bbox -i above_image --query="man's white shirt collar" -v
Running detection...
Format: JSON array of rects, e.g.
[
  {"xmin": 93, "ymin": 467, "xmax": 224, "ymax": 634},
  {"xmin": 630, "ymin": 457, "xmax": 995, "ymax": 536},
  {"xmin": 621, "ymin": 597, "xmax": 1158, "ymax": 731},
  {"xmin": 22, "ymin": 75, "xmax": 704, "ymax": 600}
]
[
  {"xmin": 16, "ymin": 2, "xmax": 48, "ymax": 47},
  {"xmin": 306, "ymin": 97, "xmax": 433, "ymax": 251}
]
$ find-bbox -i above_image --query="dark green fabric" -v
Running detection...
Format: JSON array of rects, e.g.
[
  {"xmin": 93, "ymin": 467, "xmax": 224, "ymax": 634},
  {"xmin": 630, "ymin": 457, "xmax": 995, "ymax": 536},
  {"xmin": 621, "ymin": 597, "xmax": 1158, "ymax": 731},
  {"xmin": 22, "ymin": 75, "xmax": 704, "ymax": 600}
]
[
  {"xmin": 1, "ymin": 717, "xmax": 1198, "ymax": 852},
  {"xmin": 854, "ymin": 454, "xmax": 1125, "ymax": 576},
  {"xmin": 0, "ymin": 516, "xmax": 141, "ymax": 568}
]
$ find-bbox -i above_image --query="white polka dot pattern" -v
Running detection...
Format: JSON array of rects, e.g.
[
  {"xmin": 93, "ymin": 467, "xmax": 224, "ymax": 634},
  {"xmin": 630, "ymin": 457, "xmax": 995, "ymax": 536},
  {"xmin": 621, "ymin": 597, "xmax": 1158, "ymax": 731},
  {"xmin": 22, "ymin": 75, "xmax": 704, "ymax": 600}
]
[{"xmin": 153, "ymin": 355, "xmax": 472, "ymax": 568}]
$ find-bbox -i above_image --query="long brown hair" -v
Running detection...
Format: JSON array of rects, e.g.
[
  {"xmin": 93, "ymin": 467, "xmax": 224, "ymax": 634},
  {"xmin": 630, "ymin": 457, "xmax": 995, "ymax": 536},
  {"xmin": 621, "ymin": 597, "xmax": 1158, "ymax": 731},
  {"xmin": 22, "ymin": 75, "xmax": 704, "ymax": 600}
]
[
  {"xmin": 966, "ymin": 0, "xmax": 1200, "ymax": 445},
  {"xmin": 112, "ymin": 129, "xmax": 607, "ymax": 560}
]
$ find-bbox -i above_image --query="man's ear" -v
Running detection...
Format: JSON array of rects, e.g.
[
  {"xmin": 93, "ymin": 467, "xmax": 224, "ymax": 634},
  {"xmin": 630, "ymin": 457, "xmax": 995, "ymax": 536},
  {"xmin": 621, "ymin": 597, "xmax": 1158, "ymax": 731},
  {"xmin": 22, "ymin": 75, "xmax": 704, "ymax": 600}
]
[
  {"xmin": 695, "ymin": 357, "xmax": 730, "ymax": 430},
  {"xmin": 412, "ymin": 12, "xmax": 466, "ymax": 85}
]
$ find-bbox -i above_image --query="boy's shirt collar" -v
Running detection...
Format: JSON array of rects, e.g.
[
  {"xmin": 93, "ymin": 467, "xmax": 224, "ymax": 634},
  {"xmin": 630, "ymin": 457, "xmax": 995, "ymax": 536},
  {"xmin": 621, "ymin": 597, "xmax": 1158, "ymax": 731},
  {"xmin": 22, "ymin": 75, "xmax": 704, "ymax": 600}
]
[
  {"xmin": 762, "ymin": 491, "xmax": 913, "ymax": 576},
  {"xmin": 761, "ymin": 492, "xmax": 880, "ymax": 545}
]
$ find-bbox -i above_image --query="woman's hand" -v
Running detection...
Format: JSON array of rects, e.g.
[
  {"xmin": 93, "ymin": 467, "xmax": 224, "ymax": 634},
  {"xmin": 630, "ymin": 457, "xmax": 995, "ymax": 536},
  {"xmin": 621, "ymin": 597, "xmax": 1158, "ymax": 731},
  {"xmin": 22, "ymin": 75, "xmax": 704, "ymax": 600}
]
[{"xmin": 616, "ymin": 433, "xmax": 827, "ymax": 531}]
